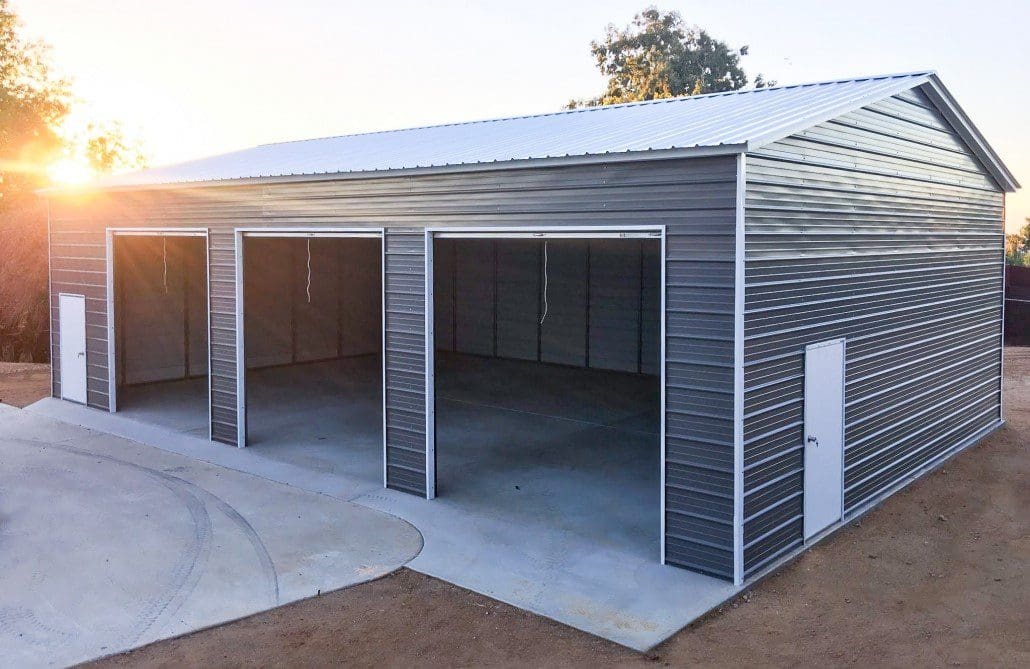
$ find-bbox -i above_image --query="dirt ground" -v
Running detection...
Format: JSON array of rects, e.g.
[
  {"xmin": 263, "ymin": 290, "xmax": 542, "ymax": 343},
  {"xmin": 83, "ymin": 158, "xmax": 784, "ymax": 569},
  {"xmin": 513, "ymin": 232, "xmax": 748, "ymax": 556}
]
[
  {"xmin": 0, "ymin": 361, "xmax": 50, "ymax": 408},
  {"xmin": 7, "ymin": 353, "xmax": 1026, "ymax": 668}
]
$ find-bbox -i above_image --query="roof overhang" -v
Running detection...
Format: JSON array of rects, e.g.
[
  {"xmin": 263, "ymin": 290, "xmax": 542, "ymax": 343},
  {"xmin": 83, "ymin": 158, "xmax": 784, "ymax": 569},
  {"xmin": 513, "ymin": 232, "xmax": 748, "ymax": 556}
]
[
  {"xmin": 39, "ymin": 143, "xmax": 746, "ymax": 196},
  {"xmin": 918, "ymin": 74, "xmax": 1019, "ymax": 192}
]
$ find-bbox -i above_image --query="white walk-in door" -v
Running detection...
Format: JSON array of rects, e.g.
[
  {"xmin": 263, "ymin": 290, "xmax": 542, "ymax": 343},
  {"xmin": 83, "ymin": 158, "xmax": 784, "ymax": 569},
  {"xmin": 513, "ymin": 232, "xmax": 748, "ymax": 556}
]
[
  {"xmin": 803, "ymin": 338, "xmax": 846, "ymax": 540},
  {"xmin": 59, "ymin": 293, "xmax": 88, "ymax": 404}
]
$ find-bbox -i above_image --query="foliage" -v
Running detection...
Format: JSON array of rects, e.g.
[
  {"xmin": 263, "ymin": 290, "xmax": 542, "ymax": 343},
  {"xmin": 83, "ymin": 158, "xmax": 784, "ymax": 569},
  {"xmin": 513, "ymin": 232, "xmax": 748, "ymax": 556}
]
[
  {"xmin": 0, "ymin": 0, "xmax": 70, "ymax": 209},
  {"xmin": 567, "ymin": 6, "xmax": 775, "ymax": 108},
  {"xmin": 0, "ymin": 1, "xmax": 145, "ymax": 361},
  {"xmin": 84, "ymin": 121, "xmax": 146, "ymax": 174},
  {"xmin": 0, "ymin": 0, "xmax": 62, "ymax": 360},
  {"xmin": 1006, "ymin": 219, "xmax": 1030, "ymax": 267}
]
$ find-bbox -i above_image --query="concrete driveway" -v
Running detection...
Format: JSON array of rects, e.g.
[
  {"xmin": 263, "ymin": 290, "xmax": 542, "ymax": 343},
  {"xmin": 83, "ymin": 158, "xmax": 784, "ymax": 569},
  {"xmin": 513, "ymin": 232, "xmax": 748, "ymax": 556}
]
[{"xmin": 0, "ymin": 405, "xmax": 422, "ymax": 668}]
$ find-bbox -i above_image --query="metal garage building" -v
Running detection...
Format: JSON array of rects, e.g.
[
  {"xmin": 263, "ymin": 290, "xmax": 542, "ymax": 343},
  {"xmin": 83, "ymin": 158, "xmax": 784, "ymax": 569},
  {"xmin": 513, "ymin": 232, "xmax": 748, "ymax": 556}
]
[{"xmin": 44, "ymin": 72, "xmax": 1017, "ymax": 585}]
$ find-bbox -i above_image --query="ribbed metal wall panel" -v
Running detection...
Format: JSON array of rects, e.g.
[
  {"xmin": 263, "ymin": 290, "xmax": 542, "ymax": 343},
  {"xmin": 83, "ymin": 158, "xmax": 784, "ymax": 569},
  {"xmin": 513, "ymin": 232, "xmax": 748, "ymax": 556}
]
[
  {"xmin": 48, "ymin": 156, "xmax": 738, "ymax": 576},
  {"xmin": 741, "ymin": 88, "xmax": 1005, "ymax": 577},
  {"xmin": 384, "ymin": 228, "xmax": 429, "ymax": 495},
  {"xmin": 207, "ymin": 229, "xmax": 238, "ymax": 444}
]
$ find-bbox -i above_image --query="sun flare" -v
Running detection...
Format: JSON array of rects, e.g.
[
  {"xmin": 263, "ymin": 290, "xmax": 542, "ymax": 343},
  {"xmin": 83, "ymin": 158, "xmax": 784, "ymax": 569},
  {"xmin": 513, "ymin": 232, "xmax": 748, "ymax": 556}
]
[{"xmin": 48, "ymin": 158, "xmax": 95, "ymax": 186}]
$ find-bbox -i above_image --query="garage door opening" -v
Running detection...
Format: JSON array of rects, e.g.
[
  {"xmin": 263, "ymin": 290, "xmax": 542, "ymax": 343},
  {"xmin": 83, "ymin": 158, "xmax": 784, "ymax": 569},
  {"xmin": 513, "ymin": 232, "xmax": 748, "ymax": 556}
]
[
  {"xmin": 431, "ymin": 233, "xmax": 662, "ymax": 560},
  {"xmin": 240, "ymin": 233, "xmax": 383, "ymax": 484},
  {"xmin": 113, "ymin": 233, "xmax": 209, "ymax": 431}
]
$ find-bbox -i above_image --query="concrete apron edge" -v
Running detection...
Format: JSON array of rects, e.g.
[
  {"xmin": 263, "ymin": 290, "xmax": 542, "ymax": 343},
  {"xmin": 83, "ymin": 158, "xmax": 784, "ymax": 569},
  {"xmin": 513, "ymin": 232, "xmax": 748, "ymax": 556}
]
[
  {"xmin": 18, "ymin": 398, "xmax": 426, "ymax": 559},
  {"xmin": 398, "ymin": 557, "xmax": 745, "ymax": 653}
]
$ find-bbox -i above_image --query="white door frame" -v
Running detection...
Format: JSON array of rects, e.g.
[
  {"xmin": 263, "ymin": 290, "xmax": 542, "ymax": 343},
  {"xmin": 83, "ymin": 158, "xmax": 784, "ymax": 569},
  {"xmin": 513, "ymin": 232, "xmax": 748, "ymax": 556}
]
[
  {"xmin": 105, "ymin": 227, "xmax": 210, "ymax": 424},
  {"xmin": 423, "ymin": 225, "xmax": 667, "ymax": 562},
  {"xmin": 233, "ymin": 227, "xmax": 385, "ymax": 450}
]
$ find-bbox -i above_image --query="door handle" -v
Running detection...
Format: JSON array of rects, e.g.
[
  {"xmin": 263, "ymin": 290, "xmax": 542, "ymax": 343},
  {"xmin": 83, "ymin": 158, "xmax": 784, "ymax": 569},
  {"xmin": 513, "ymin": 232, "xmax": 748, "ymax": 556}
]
[
  {"xmin": 806, "ymin": 435, "xmax": 818, "ymax": 447},
  {"xmin": 77, "ymin": 351, "xmax": 85, "ymax": 357}
]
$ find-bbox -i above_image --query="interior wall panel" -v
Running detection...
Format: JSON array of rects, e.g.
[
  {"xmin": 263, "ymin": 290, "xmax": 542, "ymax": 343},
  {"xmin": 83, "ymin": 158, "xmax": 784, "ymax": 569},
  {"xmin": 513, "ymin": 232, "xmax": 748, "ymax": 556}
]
[
  {"xmin": 453, "ymin": 238, "xmax": 495, "ymax": 356},
  {"xmin": 495, "ymin": 240, "xmax": 541, "ymax": 361},
  {"xmin": 436, "ymin": 239, "xmax": 661, "ymax": 374},
  {"xmin": 293, "ymin": 239, "xmax": 341, "ymax": 362},
  {"xmin": 589, "ymin": 241, "xmax": 643, "ymax": 372},
  {"xmin": 244, "ymin": 237, "xmax": 292, "ymax": 367},
  {"xmin": 116, "ymin": 236, "xmax": 208, "ymax": 385},
  {"xmin": 185, "ymin": 237, "xmax": 209, "ymax": 377},
  {"xmin": 338, "ymin": 237, "xmax": 382, "ymax": 357},
  {"xmin": 539, "ymin": 240, "xmax": 588, "ymax": 367}
]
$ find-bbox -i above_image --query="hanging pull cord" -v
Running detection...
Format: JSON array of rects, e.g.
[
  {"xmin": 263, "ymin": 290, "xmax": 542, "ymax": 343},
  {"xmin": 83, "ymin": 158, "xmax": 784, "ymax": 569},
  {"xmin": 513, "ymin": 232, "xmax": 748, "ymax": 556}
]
[
  {"xmin": 162, "ymin": 237, "xmax": 169, "ymax": 294},
  {"xmin": 305, "ymin": 237, "xmax": 312, "ymax": 304},
  {"xmin": 539, "ymin": 240, "xmax": 549, "ymax": 326}
]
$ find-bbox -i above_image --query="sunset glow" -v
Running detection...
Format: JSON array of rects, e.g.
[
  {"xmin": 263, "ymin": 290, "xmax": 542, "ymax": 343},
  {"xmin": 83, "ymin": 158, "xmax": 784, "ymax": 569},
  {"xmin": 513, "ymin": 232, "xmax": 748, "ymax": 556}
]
[{"xmin": 47, "ymin": 157, "xmax": 94, "ymax": 186}]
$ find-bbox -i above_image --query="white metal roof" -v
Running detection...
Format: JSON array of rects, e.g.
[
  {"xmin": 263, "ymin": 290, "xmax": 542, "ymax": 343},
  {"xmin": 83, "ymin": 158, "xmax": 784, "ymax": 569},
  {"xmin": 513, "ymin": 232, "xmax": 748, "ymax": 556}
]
[{"xmin": 89, "ymin": 72, "xmax": 1018, "ymax": 192}]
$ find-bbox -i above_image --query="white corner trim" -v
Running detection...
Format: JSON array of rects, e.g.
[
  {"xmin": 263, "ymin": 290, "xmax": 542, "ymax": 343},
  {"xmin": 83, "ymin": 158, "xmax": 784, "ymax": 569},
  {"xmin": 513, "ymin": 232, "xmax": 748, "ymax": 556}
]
[{"xmin": 733, "ymin": 153, "xmax": 747, "ymax": 586}]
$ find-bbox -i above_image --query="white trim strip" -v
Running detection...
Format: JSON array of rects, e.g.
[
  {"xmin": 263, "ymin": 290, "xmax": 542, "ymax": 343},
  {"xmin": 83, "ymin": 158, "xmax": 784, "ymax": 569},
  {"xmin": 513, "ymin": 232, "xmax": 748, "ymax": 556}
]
[
  {"xmin": 433, "ymin": 231, "xmax": 662, "ymax": 239},
  {"xmin": 424, "ymin": 229, "xmax": 436, "ymax": 499},
  {"xmin": 205, "ymin": 232, "xmax": 213, "ymax": 441},
  {"xmin": 732, "ymin": 153, "xmax": 747, "ymax": 586},
  {"xmin": 425, "ymin": 225, "xmax": 663, "ymax": 234},
  {"xmin": 108, "ymin": 228, "xmax": 207, "ymax": 236},
  {"xmin": 105, "ymin": 229, "xmax": 116, "ymax": 412},
  {"xmin": 242, "ymin": 231, "xmax": 380, "ymax": 238},
  {"xmin": 46, "ymin": 200, "xmax": 54, "ymax": 399},
  {"xmin": 234, "ymin": 229, "xmax": 246, "ymax": 448},
  {"xmin": 659, "ymin": 224, "xmax": 667, "ymax": 565},
  {"xmin": 382, "ymin": 232, "xmax": 388, "ymax": 488}
]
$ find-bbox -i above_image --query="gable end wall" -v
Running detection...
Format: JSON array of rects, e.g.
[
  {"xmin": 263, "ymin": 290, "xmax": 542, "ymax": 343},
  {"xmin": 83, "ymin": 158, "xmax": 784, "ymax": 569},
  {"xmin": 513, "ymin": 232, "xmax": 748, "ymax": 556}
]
[{"xmin": 741, "ymin": 87, "xmax": 1005, "ymax": 577}]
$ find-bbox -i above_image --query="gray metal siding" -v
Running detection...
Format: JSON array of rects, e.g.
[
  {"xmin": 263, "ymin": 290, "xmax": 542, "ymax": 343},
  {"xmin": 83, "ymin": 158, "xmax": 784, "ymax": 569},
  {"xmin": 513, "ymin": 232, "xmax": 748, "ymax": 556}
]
[
  {"xmin": 384, "ymin": 229, "xmax": 429, "ymax": 495},
  {"xmin": 48, "ymin": 224, "xmax": 109, "ymax": 408},
  {"xmin": 209, "ymin": 229, "xmax": 239, "ymax": 444},
  {"xmin": 48, "ymin": 156, "xmax": 738, "ymax": 575},
  {"xmin": 742, "ymin": 88, "xmax": 1005, "ymax": 577}
]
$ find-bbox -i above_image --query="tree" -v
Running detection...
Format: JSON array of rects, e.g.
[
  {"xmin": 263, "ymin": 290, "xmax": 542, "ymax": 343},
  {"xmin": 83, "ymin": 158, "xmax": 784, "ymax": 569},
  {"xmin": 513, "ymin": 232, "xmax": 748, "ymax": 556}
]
[
  {"xmin": 0, "ymin": 0, "xmax": 70, "ymax": 209},
  {"xmin": 0, "ymin": 1, "xmax": 145, "ymax": 361},
  {"xmin": 1006, "ymin": 219, "xmax": 1030, "ymax": 267},
  {"xmin": 568, "ymin": 6, "xmax": 774, "ymax": 108},
  {"xmin": 84, "ymin": 121, "xmax": 146, "ymax": 174}
]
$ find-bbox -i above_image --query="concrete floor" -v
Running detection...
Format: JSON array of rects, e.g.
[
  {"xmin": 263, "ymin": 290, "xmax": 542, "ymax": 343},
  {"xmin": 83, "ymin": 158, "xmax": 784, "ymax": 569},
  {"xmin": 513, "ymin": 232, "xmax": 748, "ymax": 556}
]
[
  {"xmin": 114, "ymin": 356, "xmax": 384, "ymax": 500},
  {"xmin": 27, "ymin": 353, "xmax": 738, "ymax": 651},
  {"xmin": 0, "ymin": 404, "xmax": 422, "ymax": 669}
]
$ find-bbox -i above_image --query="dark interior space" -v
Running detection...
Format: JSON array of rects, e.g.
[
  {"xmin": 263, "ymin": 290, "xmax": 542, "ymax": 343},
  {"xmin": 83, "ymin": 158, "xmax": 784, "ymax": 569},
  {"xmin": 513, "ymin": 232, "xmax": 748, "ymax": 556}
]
[
  {"xmin": 114, "ymin": 235, "xmax": 209, "ymax": 415},
  {"xmin": 241, "ymin": 235, "xmax": 383, "ymax": 480},
  {"xmin": 432, "ymin": 235, "xmax": 662, "ymax": 553}
]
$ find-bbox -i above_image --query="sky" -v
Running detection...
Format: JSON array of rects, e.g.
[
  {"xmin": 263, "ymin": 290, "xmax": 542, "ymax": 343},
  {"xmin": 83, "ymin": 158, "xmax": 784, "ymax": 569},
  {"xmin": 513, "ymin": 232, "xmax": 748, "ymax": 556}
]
[{"xmin": 14, "ymin": 0, "xmax": 1030, "ymax": 231}]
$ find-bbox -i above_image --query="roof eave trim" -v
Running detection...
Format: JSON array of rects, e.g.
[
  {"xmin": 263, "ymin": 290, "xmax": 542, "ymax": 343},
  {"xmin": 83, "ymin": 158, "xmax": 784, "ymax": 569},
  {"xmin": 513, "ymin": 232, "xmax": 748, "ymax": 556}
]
[
  {"xmin": 919, "ymin": 76, "xmax": 1019, "ymax": 192},
  {"xmin": 40, "ymin": 143, "xmax": 747, "ymax": 195}
]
